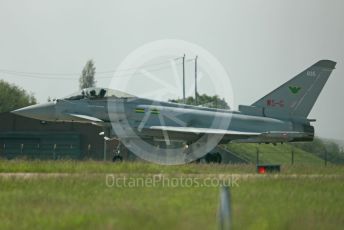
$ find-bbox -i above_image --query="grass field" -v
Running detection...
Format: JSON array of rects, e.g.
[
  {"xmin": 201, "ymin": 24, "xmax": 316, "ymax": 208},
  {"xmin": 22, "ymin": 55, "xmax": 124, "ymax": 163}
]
[
  {"xmin": 225, "ymin": 143, "xmax": 325, "ymax": 164},
  {"xmin": 0, "ymin": 160, "xmax": 344, "ymax": 230}
]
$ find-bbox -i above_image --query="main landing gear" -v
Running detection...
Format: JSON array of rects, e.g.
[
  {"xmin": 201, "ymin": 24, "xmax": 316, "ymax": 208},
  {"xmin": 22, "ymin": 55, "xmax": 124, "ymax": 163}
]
[
  {"xmin": 194, "ymin": 152, "xmax": 222, "ymax": 164},
  {"xmin": 204, "ymin": 152, "xmax": 222, "ymax": 163}
]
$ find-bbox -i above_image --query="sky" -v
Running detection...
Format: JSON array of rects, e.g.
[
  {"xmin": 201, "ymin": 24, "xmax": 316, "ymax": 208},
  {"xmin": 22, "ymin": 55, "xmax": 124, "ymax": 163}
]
[{"xmin": 0, "ymin": 0, "xmax": 343, "ymax": 139}]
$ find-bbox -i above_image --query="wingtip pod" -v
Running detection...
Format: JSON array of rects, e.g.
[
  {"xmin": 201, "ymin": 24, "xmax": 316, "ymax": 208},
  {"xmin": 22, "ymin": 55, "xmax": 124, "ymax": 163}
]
[{"xmin": 314, "ymin": 60, "xmax": 336, "ymax": 69}]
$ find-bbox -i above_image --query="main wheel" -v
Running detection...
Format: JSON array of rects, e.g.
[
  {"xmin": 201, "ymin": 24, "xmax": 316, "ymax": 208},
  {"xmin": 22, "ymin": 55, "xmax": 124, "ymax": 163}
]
[{"xmin": 205, "ymin": 153, "xmax": 222, "ymax": 164}]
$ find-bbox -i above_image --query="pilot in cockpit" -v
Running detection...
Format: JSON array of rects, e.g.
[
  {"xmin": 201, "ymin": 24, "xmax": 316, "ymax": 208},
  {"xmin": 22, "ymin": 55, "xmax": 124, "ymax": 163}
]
[
  {"xmin": 99, "ymin": 89, "xmax": 106, "ymax": 98},
  {"xmin": 89, "ymin": 89, "xmax": 97, "ymax": 98}
]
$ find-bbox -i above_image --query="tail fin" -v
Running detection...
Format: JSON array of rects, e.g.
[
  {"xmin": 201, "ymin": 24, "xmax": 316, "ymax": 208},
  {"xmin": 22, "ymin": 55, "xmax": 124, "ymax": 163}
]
[{"xmin": 252, "ymin": 60, "xmax": 336, "ymax": 119}]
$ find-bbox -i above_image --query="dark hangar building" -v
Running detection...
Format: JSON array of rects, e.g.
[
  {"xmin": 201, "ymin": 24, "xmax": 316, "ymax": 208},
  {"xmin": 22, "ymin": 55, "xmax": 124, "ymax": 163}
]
[{"xmin": 0, "ymin": 112, "xmax": 125, "ymax": 160}]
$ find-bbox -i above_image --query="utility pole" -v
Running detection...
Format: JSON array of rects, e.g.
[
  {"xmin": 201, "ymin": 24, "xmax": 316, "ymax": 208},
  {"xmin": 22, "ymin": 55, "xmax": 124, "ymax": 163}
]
[
  {"xmin": 195, "ymin": 56, "xmax": 198, "ymax": 105},
  {"xmin": 182, "ymin": 54, "xmax": 186, "ymax": 104}
]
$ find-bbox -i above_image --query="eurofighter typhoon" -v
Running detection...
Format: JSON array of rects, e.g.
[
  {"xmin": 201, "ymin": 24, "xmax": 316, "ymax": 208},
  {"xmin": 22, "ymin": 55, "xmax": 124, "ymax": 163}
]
[{"xmin": 12, "ymin": 60, "xmax": 336, "ymax": 163}]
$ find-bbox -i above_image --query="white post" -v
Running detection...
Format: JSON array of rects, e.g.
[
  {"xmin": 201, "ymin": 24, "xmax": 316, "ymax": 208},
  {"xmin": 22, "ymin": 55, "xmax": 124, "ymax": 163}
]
[{"xmin": 219, "ymin": 186, "xmax": 231, "ymax": 230}]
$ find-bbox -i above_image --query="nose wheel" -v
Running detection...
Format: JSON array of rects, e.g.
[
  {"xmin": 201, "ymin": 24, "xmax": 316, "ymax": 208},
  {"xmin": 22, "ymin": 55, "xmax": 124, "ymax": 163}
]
[{"xmin": 112, "ymin": 155, "xmax": 123, "ymax": 162}]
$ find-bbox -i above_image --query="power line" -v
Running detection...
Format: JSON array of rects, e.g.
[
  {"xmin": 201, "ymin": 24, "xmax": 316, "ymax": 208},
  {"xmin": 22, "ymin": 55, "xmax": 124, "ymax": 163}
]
[
  {"xmin": 0, "ymin": 56, "xmax": 185, "ymax": 77},
  {"xmin": 0, "ymin": 58, "xmax": 190, "ymax": 80}
]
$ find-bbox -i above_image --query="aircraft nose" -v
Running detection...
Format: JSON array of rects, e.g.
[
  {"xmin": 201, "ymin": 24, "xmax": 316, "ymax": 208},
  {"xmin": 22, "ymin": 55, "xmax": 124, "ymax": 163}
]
[{"xmin": 12, "ymin": 102, "xmax": 56, "ymax": 121}]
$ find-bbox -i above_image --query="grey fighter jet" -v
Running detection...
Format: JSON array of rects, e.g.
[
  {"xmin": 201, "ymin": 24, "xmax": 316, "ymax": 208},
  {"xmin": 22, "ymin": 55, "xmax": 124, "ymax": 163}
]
[{"xmin": 12, "ymin": 60, "xmax": 336, "ymax": 162}]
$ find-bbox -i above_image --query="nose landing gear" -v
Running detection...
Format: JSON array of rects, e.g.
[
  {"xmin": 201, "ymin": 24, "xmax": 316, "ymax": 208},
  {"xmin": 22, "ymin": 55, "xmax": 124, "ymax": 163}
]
[{"xmin": 112, "ymin": 143, "xmax": 123, "ymax": 162}]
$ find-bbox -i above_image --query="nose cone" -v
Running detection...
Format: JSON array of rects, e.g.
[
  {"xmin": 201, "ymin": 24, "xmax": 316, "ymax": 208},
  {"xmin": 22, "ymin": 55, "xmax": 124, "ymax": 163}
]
[{"xmin": 12, "ymin": 102, "xmax": 56, "ymax": 121}]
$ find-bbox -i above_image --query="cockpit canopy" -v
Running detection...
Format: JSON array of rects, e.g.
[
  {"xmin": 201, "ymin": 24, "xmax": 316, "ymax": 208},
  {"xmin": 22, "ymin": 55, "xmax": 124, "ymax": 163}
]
[{"xmin": 63, "ymin": 88, "xmax": 135, "ymax": 100}]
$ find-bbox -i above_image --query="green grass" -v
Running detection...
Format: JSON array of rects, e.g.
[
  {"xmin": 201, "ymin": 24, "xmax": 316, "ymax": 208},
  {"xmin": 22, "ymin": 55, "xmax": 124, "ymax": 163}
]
[
  {"xmin": 226, "ymin": 143, "xmax": 325, "ymax": 164},
  {"xmin": 0, "ymin": 175, "xmax": 219, "ymax": 230},
  {"xmin": 0, "ymin": 160, "xmax": 343, "ymax": 174},
  {"xmin": 232, "ymin": 177, "xmax": 344, "ymax": 230},
  {"xmin": 0, "ymin": 161, "xmax": 344, "ymax": 229}
]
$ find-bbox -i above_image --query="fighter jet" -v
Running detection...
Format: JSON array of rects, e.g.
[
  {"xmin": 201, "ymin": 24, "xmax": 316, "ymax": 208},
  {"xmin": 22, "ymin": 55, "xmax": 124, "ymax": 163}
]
[{"xmin": 12, "ymin": 60, "xmax": 336, "ymax": 163}]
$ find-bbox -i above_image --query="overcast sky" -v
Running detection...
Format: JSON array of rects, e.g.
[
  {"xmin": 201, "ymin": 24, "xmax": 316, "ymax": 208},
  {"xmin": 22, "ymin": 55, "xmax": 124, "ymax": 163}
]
[{"xmin": 0, "ymin": 0, "xmax": 343, "ymax": 140}]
